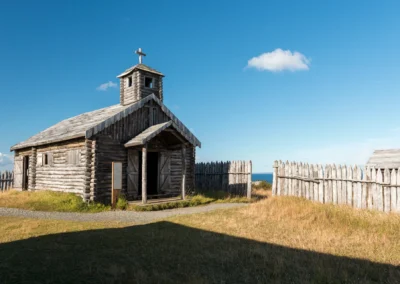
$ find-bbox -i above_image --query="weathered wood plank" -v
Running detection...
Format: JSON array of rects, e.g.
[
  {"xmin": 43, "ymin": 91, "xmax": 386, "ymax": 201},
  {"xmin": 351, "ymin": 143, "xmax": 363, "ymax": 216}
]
[{"xmin": 142, "ymin": 144, "xmax": 148, "ymax": 204}]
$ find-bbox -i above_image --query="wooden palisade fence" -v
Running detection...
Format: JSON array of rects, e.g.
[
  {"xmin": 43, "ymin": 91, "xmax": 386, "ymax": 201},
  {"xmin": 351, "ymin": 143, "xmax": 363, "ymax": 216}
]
[
  {"xmin": 195, "ymin": 161, "xmax": 252, "ymax": 198},
  {"xmin": 272, "ymin": 161, "xmax": 400, "ymax": 213},
  {"xmin": 0, "ymin": 171, "xmax": 14, "ymax": 192}
]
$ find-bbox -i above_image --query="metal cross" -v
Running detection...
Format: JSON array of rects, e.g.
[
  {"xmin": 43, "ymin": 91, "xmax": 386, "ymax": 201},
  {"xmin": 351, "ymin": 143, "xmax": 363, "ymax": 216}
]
[{"xmin": 135, "ymin": 48, "xmax": 146, "ymax": 64}]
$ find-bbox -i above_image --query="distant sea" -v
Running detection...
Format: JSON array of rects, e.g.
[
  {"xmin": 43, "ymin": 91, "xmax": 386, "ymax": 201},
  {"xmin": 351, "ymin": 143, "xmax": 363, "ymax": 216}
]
[{"xmin": 252, "ymin": 173, "xmax": 273, "ymax": 183}]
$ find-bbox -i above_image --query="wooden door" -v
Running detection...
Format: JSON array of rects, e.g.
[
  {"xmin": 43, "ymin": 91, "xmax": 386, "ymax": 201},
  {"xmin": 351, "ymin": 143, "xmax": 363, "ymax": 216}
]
[
  {"xmin": 127, "ymin": 150, "xmax": 139, "ymax": 199},
  {"xmin": 158, "ymin": 152, "xmax": 171, "ymax": 192},
  {"xmin": 13, "ymin": 157, "xmax": 23, "ymax": 189}
]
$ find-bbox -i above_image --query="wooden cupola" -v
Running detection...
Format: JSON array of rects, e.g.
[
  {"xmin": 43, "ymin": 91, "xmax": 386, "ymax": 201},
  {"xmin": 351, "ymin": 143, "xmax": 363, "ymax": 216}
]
[{"xmin": 117, "ymin": 48, "xmax": 164, "ymax": 106}]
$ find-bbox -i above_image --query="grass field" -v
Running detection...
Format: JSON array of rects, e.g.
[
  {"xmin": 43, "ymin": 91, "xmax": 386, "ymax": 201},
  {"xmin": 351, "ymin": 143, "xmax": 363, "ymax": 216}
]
[
  {"xmin": 0, "ymin": 190, "xmax": 110, "ymax": 212},
  {"xmin": 0, "ymin": 190, "xmax": 252, "ymax": 213},
  {"xmin": 0, "ymin": 194, "xmax": 399, "ymax": 283}
]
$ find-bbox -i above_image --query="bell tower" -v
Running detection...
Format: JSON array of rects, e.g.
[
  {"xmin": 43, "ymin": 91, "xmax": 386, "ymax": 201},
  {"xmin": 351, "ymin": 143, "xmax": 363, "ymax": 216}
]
[{"xmin": 117, "ymin": 48, "xmax": 164, "ymax": 106}]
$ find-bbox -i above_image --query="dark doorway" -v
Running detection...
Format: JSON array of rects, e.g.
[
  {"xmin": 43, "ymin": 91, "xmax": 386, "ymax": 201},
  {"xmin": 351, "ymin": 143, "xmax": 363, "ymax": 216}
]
[
  {"xmin": 147, "ymin": 152, "xmax": 159, "ymax": 196},
  {"xmin": 138, "ymin": 152, "xmax": 159, "ymax": 197},
  {"xmin": 22, "ymin": 156, "xmax": 29, "ymax": 190}
]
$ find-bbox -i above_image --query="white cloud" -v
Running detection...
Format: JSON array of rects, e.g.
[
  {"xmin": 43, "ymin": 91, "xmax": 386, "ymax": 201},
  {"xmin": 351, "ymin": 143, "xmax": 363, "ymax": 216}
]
[
  {"xmin": 0, "ymin": 153, "xmax": 13, "ymax": 171},
  {"xmin": 247, "ymin": 48, "xmax": 310, "ymax": 72},
  {"xmin": 96, "ymin": 81, "xmax": 117, "ymax": 91}
]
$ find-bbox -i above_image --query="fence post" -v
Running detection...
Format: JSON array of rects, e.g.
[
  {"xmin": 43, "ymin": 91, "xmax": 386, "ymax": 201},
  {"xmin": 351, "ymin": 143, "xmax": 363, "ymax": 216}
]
[
  {"xmin": 354, "ymin": 165, "xmax": 362, "ymax": 209},
  {"xmin": 332, "ymin": 164, "xmax": 337, "ymax": 204},
  {"xmin": 361, "ymin": 167, "xmax": 368, "ymax": 209},
  {"xmin": 318, "ymin": 165, "xmax": 324, "ymax": 203},
  {"xmin": 272, "ymin": 161, "xmax": 278, "ymax": 196},
  {"xmin": 384, "ymin": 168, "xmax": 390, "ymax": 213},
  {"xmin": 347, "ymin": 166, "xmax": 353, "ymax": 206},
  {"xmin": 396, "ymin": 168, "xmax": 400, "ymax": 213},
  {"xmin": 376, "ymin": 168, "xmax": 383, "ymax": 211},
  {"xmin": 390, "ymin": 169, "xmax": 396, "ymax": 212},
  {"xmin": 247, "ymin": 161, "xmax": 252, "ymax": 199},
  {"xmin": 337, "ymin": 165, "xmax": 342, "ymax": 204},
  {"xmin": 326, "ymin": 165, "xmax": 332, "ymax": 203},
  {"xmin": 304, "ymin": 164, "xmax": 310, "ymax": 200},
  {"xmin": 365, "ymin": 167, "xmax": 372, "ymax": 209}
]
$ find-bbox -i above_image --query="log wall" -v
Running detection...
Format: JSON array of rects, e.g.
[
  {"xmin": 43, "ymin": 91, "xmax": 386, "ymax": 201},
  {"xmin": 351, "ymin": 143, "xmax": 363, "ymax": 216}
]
[
  {"xmin": 34, "ymin": 138, "xmax": 87, "ymax": 196},
  {"xmin": 273, "ymin": 160, "xmax": 400, "ymax": 213},
  {"xmin": 120, "ymin": 70, "xmax": 163, "ymax": 106},
  {"xmin": 94, "ymin": 135, "xmax": 127, "ymax": 203}
]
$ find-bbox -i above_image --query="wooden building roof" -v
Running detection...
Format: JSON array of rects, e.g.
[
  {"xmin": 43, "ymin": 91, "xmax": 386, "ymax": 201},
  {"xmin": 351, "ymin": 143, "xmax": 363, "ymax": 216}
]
[
  {"xmin": 124, "ymin": 121, "xmax": 173, "ymax": 147},
  {"xmin": 11, "ymin": 94, "xmax": 200, "ymax": 151},
  {"xmin": 117, "ymin": 63, "xmax": 164, "ymax": 78},
  {"xmin": 123, "ymin": 121, "xmax": 193, "ymax": 148},
  {"xmin": 366, "ymin": 149, "xmax": 400, "ymax": 168}
]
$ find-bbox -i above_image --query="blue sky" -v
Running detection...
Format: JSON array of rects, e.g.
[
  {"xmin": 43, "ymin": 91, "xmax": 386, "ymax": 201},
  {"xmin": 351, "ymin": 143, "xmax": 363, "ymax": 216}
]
[{"xmin": 1, "ymin": 0, "xmax": 400, "ymax": 172}]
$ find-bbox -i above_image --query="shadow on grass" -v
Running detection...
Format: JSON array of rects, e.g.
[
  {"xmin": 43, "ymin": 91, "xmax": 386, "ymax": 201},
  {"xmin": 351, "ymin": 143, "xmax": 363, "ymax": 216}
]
[{"xmin": 0, "ymin": 221, "xmax": 398, "ymax": 284}]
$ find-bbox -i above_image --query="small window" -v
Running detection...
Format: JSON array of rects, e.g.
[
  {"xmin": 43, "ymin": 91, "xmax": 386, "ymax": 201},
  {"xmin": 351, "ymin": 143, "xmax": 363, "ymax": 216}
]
[
  {"xmin": 145, "ymin": 77, "xmax": 153, "ymax": 88},
  {"xmin": 128, "ymin": 77, "xmax": 133, "ymax": 87},
  {"xmin": 152, "ymin": 107, "xmax": 156, "ymax": 124},
  {"xmin": 42, "ymin": 152, "xmax": 53, "ymax": 166}
]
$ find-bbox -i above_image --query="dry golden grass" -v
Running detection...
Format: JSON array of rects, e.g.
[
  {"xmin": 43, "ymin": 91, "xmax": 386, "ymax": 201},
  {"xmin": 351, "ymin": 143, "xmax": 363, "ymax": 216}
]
[
  {"xmin": 0, "ymin": 193, "xmax": 399, "ymax": 283},
  {"xmin": 171, "ymin": 195, "xmax": 400, "ymax": 266},
  {"xmin": 0, "ymin": 216, "xmax": 126, "ymax": 244}
]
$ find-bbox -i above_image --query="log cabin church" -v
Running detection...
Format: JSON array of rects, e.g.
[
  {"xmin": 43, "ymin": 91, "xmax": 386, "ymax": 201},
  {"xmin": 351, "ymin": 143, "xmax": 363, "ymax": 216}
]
[{"xmin": 10, "ymin": 48, "xmax": 201, "ymax": 204}]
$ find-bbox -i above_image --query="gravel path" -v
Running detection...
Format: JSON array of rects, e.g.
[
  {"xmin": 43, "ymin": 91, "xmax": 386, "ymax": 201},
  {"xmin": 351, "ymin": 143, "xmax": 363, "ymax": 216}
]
[{"xmin": 0, "ymin": 203, "xmax": 247, "ymax": 223}]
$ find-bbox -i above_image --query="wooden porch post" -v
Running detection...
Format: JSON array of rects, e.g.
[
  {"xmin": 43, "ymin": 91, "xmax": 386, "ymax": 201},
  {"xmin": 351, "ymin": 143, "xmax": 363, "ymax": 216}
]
[
  {"xmin": 181, "ymin": 145, "xmax": 186, "ymax": 200},
  {"xmin": 142, "ymin": 144, "xmax": 148, "ymax": 204}
]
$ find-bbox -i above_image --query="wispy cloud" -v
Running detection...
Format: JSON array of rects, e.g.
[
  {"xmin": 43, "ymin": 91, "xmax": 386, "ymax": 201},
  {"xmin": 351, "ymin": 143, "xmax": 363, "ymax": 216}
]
[
  {"xmin": 247, "ymin": 48, "xmax": 310, "ymax": 72},
  {"xmin": 96, "ymin": 81, "xmax": 117, "ymax": 91},
  {"xmin": 0, "ymin": 153, "xmax": 13, "ymax": 171}
]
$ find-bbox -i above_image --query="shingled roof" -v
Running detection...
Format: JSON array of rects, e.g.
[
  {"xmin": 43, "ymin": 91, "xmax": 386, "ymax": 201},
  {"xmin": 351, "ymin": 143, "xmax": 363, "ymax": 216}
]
[
  {"xmin": 366, "ymin": 149, "xmax": 400, "ymax": 168},
  {"xmin": 117, "ymin": 63, "xmax": 164, "ymax": 78},
  {"xmin": 11, "ymin": 94, "xmax": 200, "ymax": 151}
]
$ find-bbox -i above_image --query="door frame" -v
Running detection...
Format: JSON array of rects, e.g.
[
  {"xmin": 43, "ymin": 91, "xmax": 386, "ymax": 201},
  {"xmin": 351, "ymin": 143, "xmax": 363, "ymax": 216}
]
[{"xmin": 22, "ymin": 155, "xmax": 29, "ymax": 190}]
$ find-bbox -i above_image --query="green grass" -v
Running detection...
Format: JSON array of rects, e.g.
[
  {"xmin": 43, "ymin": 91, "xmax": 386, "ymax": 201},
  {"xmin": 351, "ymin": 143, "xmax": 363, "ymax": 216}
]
[
  {"xmin": 0, "ymin": 190, "xmax": 109, "ymax": 213},
  {"xmin": 0, "ymin": 196, "xmax": 399, "ymax": 283},
  {"xmin": 252, "ymin": 180, "xmax": 272, "ymax": 190},
  {"xmin": 0, "ymin": 190, "xmax": 250, "ymax": 213},
  {"xmin": 129, "ymin": 192, "xmax": 251, "ymax": 211}
]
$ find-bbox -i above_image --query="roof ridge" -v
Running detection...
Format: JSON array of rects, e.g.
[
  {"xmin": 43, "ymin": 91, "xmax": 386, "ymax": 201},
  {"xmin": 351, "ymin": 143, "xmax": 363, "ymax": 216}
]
[{"xmin": 117, "ymin": 63, "xmax": 164, "ymax": 78}]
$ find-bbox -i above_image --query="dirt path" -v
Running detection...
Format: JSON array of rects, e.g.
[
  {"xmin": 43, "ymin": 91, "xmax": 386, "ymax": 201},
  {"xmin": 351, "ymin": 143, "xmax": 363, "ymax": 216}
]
[{"xmin": 0, "ymin": 203, "xmax": 247, "ymax": 223}]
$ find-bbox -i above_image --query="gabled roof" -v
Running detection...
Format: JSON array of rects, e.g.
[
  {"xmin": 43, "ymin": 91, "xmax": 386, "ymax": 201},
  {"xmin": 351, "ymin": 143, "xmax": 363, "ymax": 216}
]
[
  {"xmin": 11, "ymin": 94, "xmax": 200, "ymax": 151},
  {"xmin": 117, "ymin": 64, "xmax": 164, "ymax": 78},
  {"xmin": 10, "ymin": 104, "xmax": 128, "ymax": 151},
  {"xmin": 124, "ymin": 121, "xmax": 172, "ymax": 147},
  {"xmin": 366, "ymin": 149, "xmax": 400, "ymax": 168},
  {"xmin": 85, "ymin": 94, "xmax": 201, "ymax": 147}
]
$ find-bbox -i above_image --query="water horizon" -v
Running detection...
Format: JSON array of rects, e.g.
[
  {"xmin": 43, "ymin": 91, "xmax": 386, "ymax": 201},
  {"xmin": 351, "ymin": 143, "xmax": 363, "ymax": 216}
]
[{"xmin": 252, "ymin": 173, "xmax": 273, "ymax": 183}]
